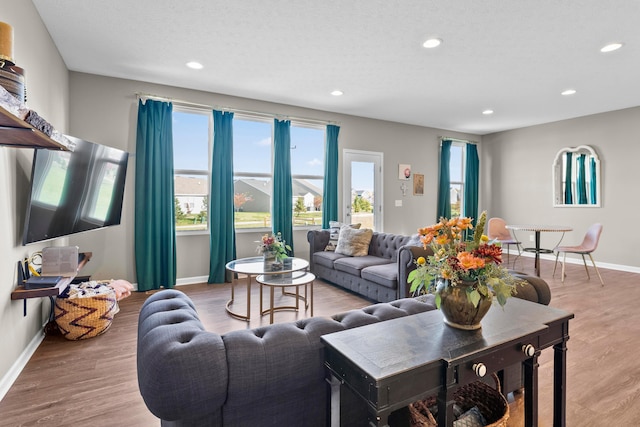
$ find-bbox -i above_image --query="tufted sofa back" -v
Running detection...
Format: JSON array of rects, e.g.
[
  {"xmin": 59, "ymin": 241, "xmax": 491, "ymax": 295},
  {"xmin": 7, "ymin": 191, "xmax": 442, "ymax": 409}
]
[
  {"xmin": 367, "ymin": 232, "xmax": 411, "ymax": 261},
  {"xmin": 137, "ymin": 289, "xmax": 436, "ymax": 426}
]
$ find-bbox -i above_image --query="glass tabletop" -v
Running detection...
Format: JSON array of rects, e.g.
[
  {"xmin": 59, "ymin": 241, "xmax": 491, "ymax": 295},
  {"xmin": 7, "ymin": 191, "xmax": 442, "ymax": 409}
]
[{"xmin": 225, "ymin": 256, "xmax": 309, "ymax": 275}]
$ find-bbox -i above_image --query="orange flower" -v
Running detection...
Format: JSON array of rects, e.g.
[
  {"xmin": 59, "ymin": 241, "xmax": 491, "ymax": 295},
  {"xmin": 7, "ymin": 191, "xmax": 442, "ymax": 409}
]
[
  {"xmin": 435, "ymin": 234, "xmax": 450, "ymax": 245},
  {"xmin": 457, "ymin": 252, "xmax": 485, "ymax": 270}
]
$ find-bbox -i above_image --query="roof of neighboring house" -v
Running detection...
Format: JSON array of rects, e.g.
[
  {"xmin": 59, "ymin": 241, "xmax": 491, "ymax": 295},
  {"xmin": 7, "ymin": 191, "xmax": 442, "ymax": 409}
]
[
  {"xmin": 175, "ymin": 176, "xmax": 207, "ymax": 195},
  {"xmin": 235, "ymin": 178, "xmax": 321, "ymax": 198},
  {"xmin": 293, "ymin": 179, "xmax": 322, "ymax": 198},
  {"xmin": 236, "ymin": 179, "xmax": 272, "ymax": 196}
]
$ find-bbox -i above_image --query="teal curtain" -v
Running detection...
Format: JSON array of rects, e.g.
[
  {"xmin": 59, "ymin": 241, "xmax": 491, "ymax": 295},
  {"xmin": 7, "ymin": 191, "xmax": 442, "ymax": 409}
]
[
  {"xmin": 436, "ymin": 140, "xmax": 452, "ymax": 220},
  {"xmin": 463, "ymin": 143, "xmax": 479, "ymax": 227},
  {"xmin": 208, "ymin": 110, "xmax": 236, "ymax": 283},
  {"xmin": 590, "ymin": 157, "xmax": 597, "ymax": 204},
  {"xmin": 322, "ymin": 124, "xmax": 339, "ymax": 228},
  {"xmin": 134, "ymin": 99, "xmax": 176, "ymax": 291},
  {"xmin": 273, "ymin": 119, "xmax": 293, "ymax": 255},
  {"xmin": 577, "ymin": 154, "xmax": 587, "ymax": 204},
  {"xmin": 564, "ymin": 152, "xmax": 573, "ymax": 204}
]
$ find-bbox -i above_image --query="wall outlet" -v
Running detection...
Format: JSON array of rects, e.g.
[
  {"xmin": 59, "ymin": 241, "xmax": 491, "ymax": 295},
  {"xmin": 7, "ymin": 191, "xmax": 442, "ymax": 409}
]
[
  {"xmin": 529, "ymin": 235, "xmax": 535, "ymax": 242},
  {"xmin": 395, "ymin": 200, "xmax": 402, "ymax": 207}
]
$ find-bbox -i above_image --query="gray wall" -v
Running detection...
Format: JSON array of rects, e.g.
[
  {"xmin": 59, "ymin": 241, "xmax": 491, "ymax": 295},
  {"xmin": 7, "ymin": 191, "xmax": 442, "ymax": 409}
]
[
  {"xmin": 0, "ymin": 0, "xmax": 69, "ymax": 395},
  {"xmin": 482, "ymin": 107, "xmax": 640, "ymax": 270}
]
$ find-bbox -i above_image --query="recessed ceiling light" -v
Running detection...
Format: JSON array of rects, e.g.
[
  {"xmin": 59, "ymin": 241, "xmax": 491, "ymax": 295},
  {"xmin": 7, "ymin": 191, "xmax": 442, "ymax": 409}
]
[
  {"xmin": 561, "ymin": 89, "xmax": 576, "ymax": 96},
  {"xmin": 186, "ymin": 61, "xmax": 204, "ymax": 70},
  {"xmin": 600, "ymin": 43, "xmax": 623, "ymax": 53},
  {"xmin": 331, "ymin": 90, "xmax": 343, "ymax": 96},
  {"xmin": 422, "ymin": 38, "xmax": 442, "ymax": 48},
  {"xmin": 482, "ymin": 109, "xmax": 494, "ymax": 115}
]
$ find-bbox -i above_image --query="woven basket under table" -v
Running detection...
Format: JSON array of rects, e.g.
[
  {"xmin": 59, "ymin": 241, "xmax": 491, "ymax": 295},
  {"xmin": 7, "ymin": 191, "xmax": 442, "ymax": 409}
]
[
  {"xmin": 409, "ymin": 373, "xmax": 509, "ymax": 427},
  {"xmin": 54, "ymin": 288, "xmax": 119, "ymax": 340}
]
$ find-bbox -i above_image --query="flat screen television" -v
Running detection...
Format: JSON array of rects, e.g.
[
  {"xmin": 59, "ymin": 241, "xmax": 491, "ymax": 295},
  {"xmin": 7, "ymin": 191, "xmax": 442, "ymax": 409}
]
[{"xmin": 22, "ymin": 135, "xmax": 129, "ymax": 245}]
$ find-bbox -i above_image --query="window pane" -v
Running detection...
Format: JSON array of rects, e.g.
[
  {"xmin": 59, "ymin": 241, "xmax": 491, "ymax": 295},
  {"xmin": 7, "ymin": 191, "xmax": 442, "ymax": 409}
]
[
  {"xmin": 234, "ymin": 119, "xmax": 272, "ymax": 174},
  {"xmin": 290, "ymin": 126, "xmax": 324, "ymax": 175},
  {"xmin": 233, "ymin": 177, "xmax": 271, "ymax": 229},
  {"xmin": 233, "ymin": 119, "xmax": 272, "ymax": 229},
  {"xmin": 450, "ymin": 144, "xmax": 463, "ymax": 182},
  {"xmin": 173, "ymin": 111, "xmax": 209, "ymax": 171},
  {"xmin": 173, "ymin": 110, "xmax": 210, "ymax": 231},
  {"xmin": 174, "ymin": 174, "xmax": 208, "ymax": 231},
  {"xmin": 350, "ymin": 161, "xmax": 375, "ymax": 229},
  {"xmin": 291, "ymin": 125, "xmax": 324, "ymax": 227},
  {"xmin": 450, "ymin": 183, "xmax": 462, "ymax": 217}
]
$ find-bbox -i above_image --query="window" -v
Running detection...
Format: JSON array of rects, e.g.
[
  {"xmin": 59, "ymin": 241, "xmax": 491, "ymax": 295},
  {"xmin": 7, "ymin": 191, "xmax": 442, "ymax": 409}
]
[
  {"xmin": 449, "ymin": 142, "xmax": 465, "ymax": 217},
  {"xmin": 233, "ymin": 118, "xmax": 272, "ymax": 229},
  {"xmin": 290, "ymin": 125, "xmax": 324, "ymax": 227},
  {"xmin": 172, "ymin": 109, "xmax": 326, "ymax": 232},
  {"xmin": 173, "ymin": 109, "xmax": 210, "ymax": 231},
  {"xmin": 233, "ymin": 118, "xmax": 325, "ymax": 229}
]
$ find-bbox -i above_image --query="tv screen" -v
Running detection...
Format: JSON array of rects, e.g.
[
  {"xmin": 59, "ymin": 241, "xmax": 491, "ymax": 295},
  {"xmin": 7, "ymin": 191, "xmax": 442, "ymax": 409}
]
[{"xmin": 23, "ymin": 135, "xmax": 129, "ymax": 245}]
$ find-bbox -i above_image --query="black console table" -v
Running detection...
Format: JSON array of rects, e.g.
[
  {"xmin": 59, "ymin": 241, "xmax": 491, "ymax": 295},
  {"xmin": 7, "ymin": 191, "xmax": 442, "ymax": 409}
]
[{"xmin": 322, "ymin": 298, "xmax": 573, "ymax": 427}]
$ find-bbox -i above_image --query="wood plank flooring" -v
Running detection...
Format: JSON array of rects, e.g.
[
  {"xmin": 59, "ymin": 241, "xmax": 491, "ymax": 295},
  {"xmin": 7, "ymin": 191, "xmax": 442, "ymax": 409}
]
[{"xmin": 0, "ymin": 257, "xmax": 638, "ymax": 426}]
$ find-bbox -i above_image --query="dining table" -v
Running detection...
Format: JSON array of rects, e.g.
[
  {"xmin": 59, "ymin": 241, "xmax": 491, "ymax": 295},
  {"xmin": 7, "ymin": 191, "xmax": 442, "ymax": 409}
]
[{"xmin": 505, "ymin": 224, "xmax": 572, "ymax": 277}]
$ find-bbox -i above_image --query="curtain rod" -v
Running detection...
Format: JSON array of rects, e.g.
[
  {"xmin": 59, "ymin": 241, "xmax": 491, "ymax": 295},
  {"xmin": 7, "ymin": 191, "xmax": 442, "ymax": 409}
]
[
  {"xmin": 439, "ymin": 136, "xmax": 478, "ymax": 145},
  {"xmin": 135, "ymin": 92, "xmax": 340, "ymax": 127}
]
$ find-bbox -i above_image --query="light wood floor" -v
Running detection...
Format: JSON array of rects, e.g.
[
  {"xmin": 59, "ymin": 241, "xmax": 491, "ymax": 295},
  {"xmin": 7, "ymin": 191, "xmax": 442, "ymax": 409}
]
[{"xmin": 0, "ymin": 257, "xmax": 638, "ymax": 426}]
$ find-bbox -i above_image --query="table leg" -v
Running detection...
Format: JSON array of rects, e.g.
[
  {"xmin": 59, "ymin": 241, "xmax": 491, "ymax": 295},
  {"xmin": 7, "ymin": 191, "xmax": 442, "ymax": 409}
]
[
  {"xmin": 534, "ymin": 231, "xmax": 541, "ymax": 277},
  {"xmin": 310, "ymin": 280, "xmax": 314, "ymax": 317},
  {"xmin": 553, "ymin": 340, "xmax": 569, "ymax": 427},
  {"xmin": 269, "ymin": 286, "xmax": 275, "ymax": 324},
  {"xmin": 327, "ymin": 375, "xmax": 341, "ymax": 427},
  {"xmin": 437, "ymin": 366, "xmax": 456, "ymax": 427},
  {"xmin": 225, "ymin": 274, "xmax": 252, "ymax": 321},
  {"xmin": 524, "ymin": 349, "xmax": 540, "ymax": 427}
]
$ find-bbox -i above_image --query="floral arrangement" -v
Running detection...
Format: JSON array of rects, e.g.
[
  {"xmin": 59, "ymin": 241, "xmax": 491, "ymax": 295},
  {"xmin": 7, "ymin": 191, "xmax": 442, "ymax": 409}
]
[
  {"xmin": 408, "ymin": 211, "xmax": 520, "ymax": 308},
  {"xmin": 257, "ymin": 232, "xmax": 291, "ymax": 261}
]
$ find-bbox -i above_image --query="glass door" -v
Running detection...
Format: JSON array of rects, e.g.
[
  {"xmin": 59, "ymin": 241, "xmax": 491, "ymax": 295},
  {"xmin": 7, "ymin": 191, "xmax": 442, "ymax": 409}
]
[{"xmin": 343, "ymin": 149, "xmax": 383, "ymax": 231}]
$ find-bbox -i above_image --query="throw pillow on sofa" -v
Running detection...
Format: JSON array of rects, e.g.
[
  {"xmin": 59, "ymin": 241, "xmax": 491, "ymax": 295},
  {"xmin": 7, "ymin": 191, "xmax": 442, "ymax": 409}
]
[
  {"xmin": 325, "ymin": 221, "xmax": 361, "ymax": 251},
  {"xmin": 335, "ymin": 226, "xmax": 373, "ymax": 256}
]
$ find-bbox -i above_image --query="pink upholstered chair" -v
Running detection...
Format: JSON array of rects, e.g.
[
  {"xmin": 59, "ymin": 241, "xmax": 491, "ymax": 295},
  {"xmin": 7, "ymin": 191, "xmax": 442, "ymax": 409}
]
[
  {"xmin": 553, "ymin": 223, "xmax": 604, "ymax": 285},
  {"xmin": 487, "ymin": 217, "xmax": 521, "ymax": 268}
]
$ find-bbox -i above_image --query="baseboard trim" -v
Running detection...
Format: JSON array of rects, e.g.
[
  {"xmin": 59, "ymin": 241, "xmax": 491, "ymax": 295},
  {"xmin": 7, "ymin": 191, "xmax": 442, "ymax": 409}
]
[
  {"xmin": 0, "ymin": 329, "xmax": 45, "ymax": 402},
  {"xmin": 506, "ymin": 250, "xmax": 640, "ymax": 274}
]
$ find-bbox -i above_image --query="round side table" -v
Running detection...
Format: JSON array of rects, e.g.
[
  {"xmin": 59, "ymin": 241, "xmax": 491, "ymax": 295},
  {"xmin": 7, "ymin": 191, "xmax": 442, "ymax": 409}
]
[{"xmin": 256, "ymin": 271, "xmax": 315, "ymax": 324}]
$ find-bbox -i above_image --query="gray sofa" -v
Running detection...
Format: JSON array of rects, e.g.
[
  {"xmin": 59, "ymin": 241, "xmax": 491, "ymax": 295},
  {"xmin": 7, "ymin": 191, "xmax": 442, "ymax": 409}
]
[
  {"xmin": 307, "ymin": 229, "xmax": 420, "ymax": 302},
  {"xmin": 307, "ymin": 229, "xmax": 552, "ymax": 305},
  {"xmin": 137, "ymin": 289, "xmax": 438, "ymax": 427}
]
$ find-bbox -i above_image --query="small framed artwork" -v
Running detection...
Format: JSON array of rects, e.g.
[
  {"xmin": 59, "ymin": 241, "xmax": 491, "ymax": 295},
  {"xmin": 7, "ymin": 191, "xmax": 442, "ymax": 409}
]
[
  {"xmin": 413, "ymin": 173, "xmax": 424, "ymax": 195},
  {"xmin": 399, "ymin": 164, "xmax": 411, "ymax": 180}
]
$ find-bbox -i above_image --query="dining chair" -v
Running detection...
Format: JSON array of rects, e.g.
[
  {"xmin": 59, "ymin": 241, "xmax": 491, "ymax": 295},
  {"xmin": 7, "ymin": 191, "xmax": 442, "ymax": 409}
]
[
  {"xmin": 553, "ymin": 223, "xmax": 604, "ymax": 285},
  {"xmin": 487, "ymin": 217, "xmax": 521, "ymax": 268}
]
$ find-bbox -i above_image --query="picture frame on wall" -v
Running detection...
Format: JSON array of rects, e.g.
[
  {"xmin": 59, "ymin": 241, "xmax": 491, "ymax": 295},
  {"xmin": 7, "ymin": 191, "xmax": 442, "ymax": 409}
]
[
  {"xmin": 399, "ymin": 164, "xmax": 411, "ymax": 180},
  {"xmin": 413, "ymin": 173, "xmax": 424, "ymax": 195}
]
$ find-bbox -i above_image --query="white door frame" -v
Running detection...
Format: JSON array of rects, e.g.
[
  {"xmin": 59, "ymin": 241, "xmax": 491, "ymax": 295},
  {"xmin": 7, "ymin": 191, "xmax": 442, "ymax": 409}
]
[{"xmin": 342, "ymin": 149, "xmax": 383, "ymax": 231}]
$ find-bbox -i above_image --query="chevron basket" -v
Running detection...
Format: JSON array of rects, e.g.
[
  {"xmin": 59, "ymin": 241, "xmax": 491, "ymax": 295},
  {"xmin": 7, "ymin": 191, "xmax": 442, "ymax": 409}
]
[{"xmin": 54, "ymin": 287, "xmax": 119, "ymax": 340}]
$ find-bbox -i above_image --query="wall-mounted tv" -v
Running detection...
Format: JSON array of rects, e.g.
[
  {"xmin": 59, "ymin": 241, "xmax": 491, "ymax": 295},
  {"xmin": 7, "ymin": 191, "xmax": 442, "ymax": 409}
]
[{"xmin": 23, "ymin": 135, "xmax": 129, "ymax": 245}]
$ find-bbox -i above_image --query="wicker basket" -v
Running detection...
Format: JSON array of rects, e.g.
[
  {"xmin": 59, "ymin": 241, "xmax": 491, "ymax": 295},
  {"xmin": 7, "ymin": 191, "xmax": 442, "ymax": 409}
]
[
  {"xmin": 409, "ymin": 373, "xmax": 509, "ymax": 427},
  {"xmin": 54, "ymin": 285, "xmax": 119, "ymax": 340}
]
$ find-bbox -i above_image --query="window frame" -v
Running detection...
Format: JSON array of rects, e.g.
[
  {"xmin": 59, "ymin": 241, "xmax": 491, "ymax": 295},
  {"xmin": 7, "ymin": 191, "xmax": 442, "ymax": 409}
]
[
  {"xmin": 172, "ymin": 106, "xmax": 212, "ymax": 235},
  {"xmin": 449, "ymin": 141, "xmax": 466, "ymax": 217}
]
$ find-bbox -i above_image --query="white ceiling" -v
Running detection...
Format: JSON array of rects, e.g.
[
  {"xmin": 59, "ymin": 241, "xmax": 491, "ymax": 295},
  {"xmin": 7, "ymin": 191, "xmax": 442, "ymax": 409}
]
[{"xmin": 32, "ymin": 0, "xmax": 640, "ymax": 135}]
